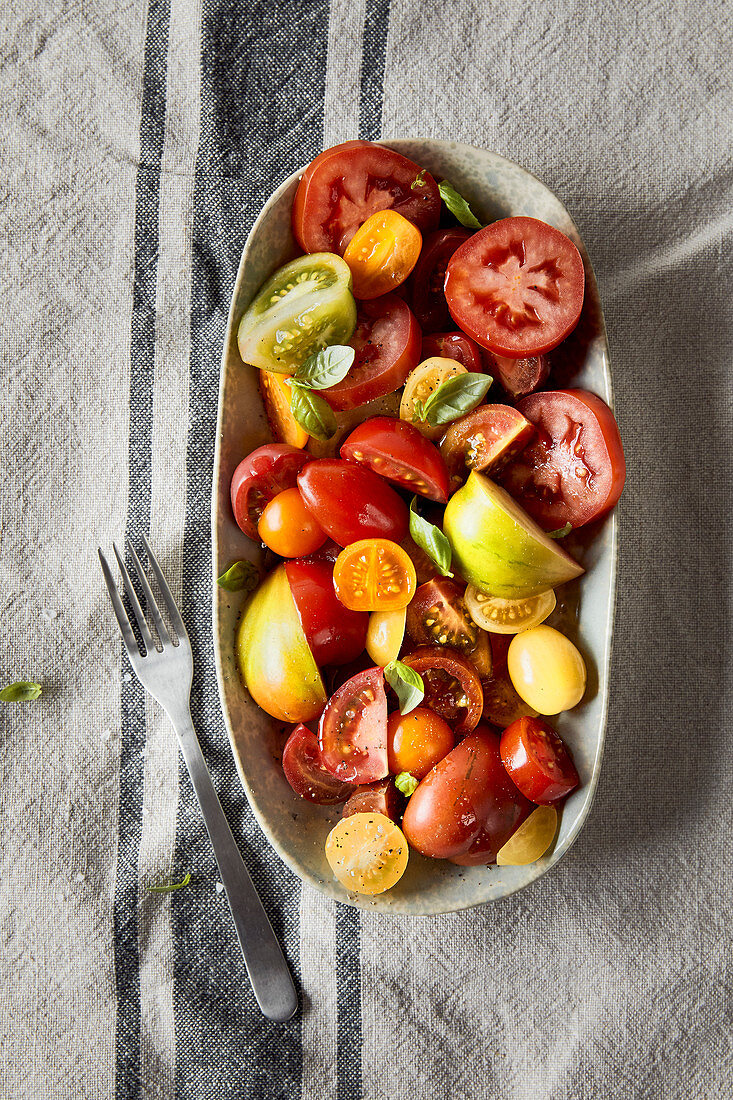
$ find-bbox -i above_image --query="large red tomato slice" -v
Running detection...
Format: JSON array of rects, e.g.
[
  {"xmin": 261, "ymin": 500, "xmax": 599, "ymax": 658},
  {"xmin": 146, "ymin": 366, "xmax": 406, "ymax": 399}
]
[
  {"xmin": 284, "ymin": 559, "xmax": 368, "ymax": 667},
  {"xmin": 323, "ymin": 295, "xmax": 421, "ymax": 412},
  {"xmin": 340, "ymin": 417, "xmax": 449, "ymax": 503},
  {"xmin": 500, "ymin": 389, "xmax": 626, "ymax": 528},
  {"xmin": 297, "ymin": 459, "xmax": 409, "ymax": 546},
  {"xmin": 282, "ymin": 724, "xmax": 353, "ymax": 804},
  {"xmin": 410, "ymin": 228, "xmax": 472, "ymax": 333},
  {"xmin": 293, "ymin": 141, "xmax": 441, "ymax": 255},
  {"xmin": 230, "ymin": 444, "xmax": 310, "ymax": 540},
  {"xmin": 445, "ymin": 216, "xmax": 585, "ymax": 357},
  {"xmin": 318, "ymin": 666, "xmax": 388, "ymax": 783}
]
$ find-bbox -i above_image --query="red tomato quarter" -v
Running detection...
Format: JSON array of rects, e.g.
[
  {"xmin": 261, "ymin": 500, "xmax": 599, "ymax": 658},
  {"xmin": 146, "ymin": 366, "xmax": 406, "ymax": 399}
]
[
  {"xmin": 341, "ymin": 417, "xmax": 449, "ymax": 503},
  {"xmin": 439, "ymin": 405, "xmax": 535, "ymax": 493},
  {"xmin": 500, "ymin": 716, "xmax": 579, "ymax": 803},
  {"xmin": 401, "ymin": 645, "xmax": 483, "ymax": 736},
  {"xmin": 293, "ymin": 141, "xmax": 441, "ymax": 255},
  {"xmin": 284, "ymin": 559, "xmax": 368, "ymax": 668},
  {"xmin": 231, "ymin": 444, "xmax": 310, "ymax": 540},
  {"xmin": 500, "ymin": 389, "xmax": 626, "ymax": 528},
  {"xmin": 318, "ymin": 666, "xmax": 389, "ymax": 783},
  {"xmin": 411, "ymin": 228, "xmax": 472, "ymax": 333},
  {"xmin": 421, "ymin": 331, "xmax": 485, "ymax": 373},
  {"xmin": 282, "ymin": 724, "xmax": 353, "ymax": 804},
  {"xmin": 297, "ymin": 459, "xmax": 409, "ymax": 547},
  {"xmin": 445, "ymin": 217, "xmax": 585, "ymax": 357}
]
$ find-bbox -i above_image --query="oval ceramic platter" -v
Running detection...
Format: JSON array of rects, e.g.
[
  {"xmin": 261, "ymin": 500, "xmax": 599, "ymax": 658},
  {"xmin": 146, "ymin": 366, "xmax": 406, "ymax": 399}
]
[{"xmin": 212, "ymin": 139, "xmax": 617, "ymax": 915}]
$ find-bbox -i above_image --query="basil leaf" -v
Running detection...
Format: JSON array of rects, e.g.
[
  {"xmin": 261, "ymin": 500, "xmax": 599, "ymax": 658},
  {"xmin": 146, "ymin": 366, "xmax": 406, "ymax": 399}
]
[
  {"xmin": 289, "ymin": 384, "xmax": 338, "ymax": 441},
  {"xmin": 294, "ymin": 345, "xmax": 355, "ymax": 390},
  {"xmin": 148, "ymin": 871, "xmax": 191, "ymax": 893},
  {"xmin": 409, "ymin": 497, "xmax": 453, "ymax": 577},
  {"xmin": 0, "ymin": 682, "xmax": 42, "ymax": 702},
  {"xmin": 384, "ymin": 660, "xmax": 425, "ymax": 715},
  {"xmin": 217, "ymin": 560, "xmax": 259, "ymax": 593},
  {"xmin": 547, "ymin": 523, "xmax": 573, "ymax": 539},
  {"xmin": 423, "ymin": 372, "xmax": 493, "ymax": 427},
  {"xmin": 438, "ymin": 181, "xmax": 482, "ymax": 229},
  {"xmin": 411, "ymin": 169, "xmax": 427, "ymax": 190},
  {"xmin": 411, "ymin": 398, "xmax": 425, "ymax": 423},
  {"xmin": 395, "ymin": 772, "xmax": 419, "ymax": 797}
]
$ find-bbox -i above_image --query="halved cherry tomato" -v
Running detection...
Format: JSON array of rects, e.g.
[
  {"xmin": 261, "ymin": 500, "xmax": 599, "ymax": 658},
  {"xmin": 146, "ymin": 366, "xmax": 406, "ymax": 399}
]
[
  {"xmin": 284, "ymin": 559, "xmax": 368, "ymax": 667},
  {"xmin": 282, "ymin": 724, "xmax": 353, "ymax": 804},
  {"xmin": 387, "ymin": 706, "xmax": 455, "ymax": 779},
  {"xmin": 465, "ymin": 586, "xmax": 556, "ymax": 635},
  {"xmin": 259, "ymin": 371, "xmax": 309, "ymax": 448},
  {"xmin": 484, "ymin": 350, "xmax": 549, "ymax": 399},
  {"xmin": 293, "ymin": 140, "xmax": 441, "ymax": 255},
  {"xmin": 406, "ymin": 578, "xmax": 478, "ymax": 652},
  {"xmin": 343, "ymin": 211, "xmax": 422, "ymax": 300},
  {"xmin": 439, "ymin": 405, "xmax": 535, "ymax": 493},
  {"xmin": 325, "ymin": 812, "xmax": 409, "ymax": 895},
  {"xmin": 500, "ymin": 715, "xmax": 579, "ymax": 803},
  {"xmin": 333, "ymin": 539, "xmax": 416, "ymax": 612},
  {"xmin": 401, "ymin": 645, "xmax": 483, "ymax": 736},
  {"xmin": 410, "ymin": 228, "xmax": 472, "ymax": 332},
  {"xmin": 318, "ymin": 665, "xmax": 388, "ymax": 783},
  {"xmin": 496, "ymin": 804, "xmax": 557, "ymax": 865},
  {"xmin": 323, "ymin": 296, "xmax": 421, "ymax": 411},
  {"xmin": 445, "ymin": 217, "xmax": 585, "ymax": 357},
  {"xmin": 422, "ymin": 331, "xmax": 484, "ymax": 373},
  {"xmin": 400, "ymin": 357, "xmax": 467, "ymax": 441},
  {"xmin": 297, "ymin": 459, "xmax": 409, "ymax": 547},
  {"xmin": 257, "ymin": 486, "xmax": 326, "ymax": 557},
  {"xmin": 341, "ymin": 417, "xmax": 449, "ymax": 503},
  {"xmin": 231, "ymin": 444, "xmax": 310, "ymax": 540},
  {"xmin": 482, "ymin": 632, "xmax": 538, "ymax": 728},
  {"xmin": 342, "ymin": 778, "xmax": 403, "ymax": 822},
  {"xmin": 501, "ymin": 389, "xmax": 626, "ymax": 529}
]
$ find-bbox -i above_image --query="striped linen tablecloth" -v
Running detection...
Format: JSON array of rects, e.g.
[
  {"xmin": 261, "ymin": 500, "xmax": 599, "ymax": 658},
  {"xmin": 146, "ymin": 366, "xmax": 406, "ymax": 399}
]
[{"xmin": 1, "ymin": 1, "xmax": 731, "ymax": 1097}]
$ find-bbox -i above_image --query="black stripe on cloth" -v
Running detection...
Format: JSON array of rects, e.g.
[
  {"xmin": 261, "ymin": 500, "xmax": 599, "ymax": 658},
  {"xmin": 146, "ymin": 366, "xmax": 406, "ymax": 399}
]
[
  {"xmin": 173, "ymin": 2, "xmax": 329, "ymax": 1096},
  {"xmin": 336, "ymin": 905, "xmax": 362, "ymax": 1100},
  {"xmin": 116, "ymin": 0, "xmax": 171, "ymax": 1096},
  {"xmin": 359, "ymin": 0, "xmax": 391, "ymax": 141}
]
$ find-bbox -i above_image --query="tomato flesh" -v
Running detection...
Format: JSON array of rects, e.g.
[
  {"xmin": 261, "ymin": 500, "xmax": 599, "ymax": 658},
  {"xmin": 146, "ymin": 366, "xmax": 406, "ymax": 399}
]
[
  {"xmin": 484, "ymin": 350, "xmax": 550, "ymax": 399},
  {"xmin": 421, "ymin": 331, "xmax": 485, "ymax": 373},
  {"xmin": 333, "ymin": 539, "xmax": 416, "ymax": 612},
  {"xmin": 284, "ymin": 559, "xmax": 368, "ymax": 668},
  {"xmin": 406, "ymin": 578, "xmax": 478, "ymax": 653},
  {"xmin": 439, "ymin": 405, "xmax": 535, "ymax": 493},
  {"xmin": 297, "ymin": 459, "xmax": 409, "ymax": 547},
  {"xmin": 282, "ymin": 724, "xmax": 353, "ymax": 804},
  {"xmin": 341, "ymin": 416, "xmax": 449, "ymax": 503},
  {"xmin": 410, "ymin": 228, "xmax": 472, "ymax": 333},
  {"xmin": 318, "ymin": 666, "xmax": 388, "ymax": 783},
  {"xmin": 500, "ymin": 715, "xmax": 579, "ymax": 803},
  {"xmin": 231, "ymin": 444, "xmax": 310, "ymax": 540},
  {"xmin": 401, "ymin": 645, "xmax": 483, "ymax": 736}
]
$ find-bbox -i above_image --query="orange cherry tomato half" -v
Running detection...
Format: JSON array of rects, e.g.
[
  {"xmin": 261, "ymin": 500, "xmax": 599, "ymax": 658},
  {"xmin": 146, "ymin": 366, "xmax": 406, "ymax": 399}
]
[
  {"xmin": 259, "ymin": 370, "xmax": 309, "ymax": 448},
  {"xmin": 343, "ymin": 210, "xmax": 422, "ymax": 300},
  {"xmin": 257, "ymin": 486, "xmax": 327, "ymax": 558},
  {"xmin": 333, "ymin": 539, "xmax": 417, "ymax": 612},
  {"xmin": 387, "ymin": 706, "xmax": 455, "ymax": 779}
]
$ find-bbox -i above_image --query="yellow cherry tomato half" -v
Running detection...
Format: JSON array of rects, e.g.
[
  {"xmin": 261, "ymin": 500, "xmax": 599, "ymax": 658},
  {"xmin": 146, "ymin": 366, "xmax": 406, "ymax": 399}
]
[
  {"xmin": 496, "ymin": 804, "xmax": 558, "ymax": 865},
  {"xmin": 259, "ymin": 370, "xmax": 309, "ymax": 448},
  {"xmin": 507, "ymin": 625, "xmax": 587, "ymax": 715},
  {"xmin": 325, "ymin": 812, "xmax": 409, "ymax": 895},
  {"xmin": 333, "ymin": 539, "xmax": 416, "ymax": 612},
  {"xmin": 400, "ymin": 357, "xmax": 468, "ymax": 440},
  {"xmin": 343, "ymin": 210, "xmax": 422, "ymax": 300},
  {"xmin": 465, "ymin": 587, "xmax": 556, "ymax": 635},
  {"xmin": 366, "ymin": 607, "xmax": 406, "ymax": 665},
  {"xmin": 257, "ymin": 486, "xmax": 327, "ymax": 558}
]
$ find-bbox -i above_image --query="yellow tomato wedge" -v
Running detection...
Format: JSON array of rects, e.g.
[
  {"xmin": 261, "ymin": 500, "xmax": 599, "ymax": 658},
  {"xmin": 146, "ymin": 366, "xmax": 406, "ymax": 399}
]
[
  {"xmin": 366, "ymin": 607, "xmax": 406, "ymax": 665},
  {"xmin": 259, "ymin": 370, "xmax": 309, "ymax": 447},
  {"xmin": 507, "ymin": 625, "xmax": 587, "ymax": 715},
  {"xmin": 465, "ymin": 587, "xmax": 556, "ymax": 635},
  {"xmin": 325, "ymin": 812, "xmax": 409, "ymax": 895},
  {"xmin": 333, "ymin": 539, "xmax": 416, "ymax": 612},
  {"xmin": 400, "ymin": 357, "xmax": 468, "ymax": 441},
  {"xmin": 343, "ymin": 210, "xmax": 422, "ymax": 299},
  {"xmin": 496, "ymin": 805, "xmax": 558, "ymax": 865}
]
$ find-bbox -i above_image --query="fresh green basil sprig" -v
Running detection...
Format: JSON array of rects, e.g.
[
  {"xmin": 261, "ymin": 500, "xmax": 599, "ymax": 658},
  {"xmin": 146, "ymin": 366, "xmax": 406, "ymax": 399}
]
[
  {"xmin": 408, "ymin": 497, "xmax": 453, "ymax": 578},
  {"xmin": 217, "ymin": 560, "xmax": 259, "ymax": 593},
  {"xmin": 395, "ymin": 772, "xmax": 419, "ymax": 796},
  {"xmin": 384, "ymin": 659, "xmax": 424, "ymax": 715},
  {"xmin": 412, "ymin": 372, "xmax": 493, "ymax": 429},
  {"xmin": 286, "ymin": 345, "xmax": 355, "ymax": 441},
  {"xmin": 0, "ymin": 682, "xmax": 42, "ymax": 702},
  {"xmin": 438, "ymin": 181, "xmax": 482, "ymax": 229},
  {"xmin": 547, "ymin": 523, "xmax": 573, "ymax": 539}
]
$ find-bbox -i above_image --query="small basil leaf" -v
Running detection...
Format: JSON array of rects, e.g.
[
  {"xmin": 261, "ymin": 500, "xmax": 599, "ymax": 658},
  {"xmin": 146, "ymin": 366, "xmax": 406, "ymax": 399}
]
[
  {"xmin": 0, "ymin": 682, "xmax": 42, "ymax": 702},
  {"xmin": 395, "ymin": 772, "xmax": 419, "ymax": 796},
  {"xmin": 423, "ymin": 372, "xmax": 493, "ymax": 427},
  {"xmin": 547, "ymin": 523, "xmax": 573, "ymax": 539},
  {"xmin": 148, "ymin": 871, "xmax": 192, "ymax": 893},
  {"xmin": 411, "ymin": 398, "xmax": 425, "ymax": 423},
  {"xmin": 384, "ymin": 659, "xmax": 425, "ymax": 715},
  {"xmin": 438, "ymin": 181, "xmax": 482, "ymax": 229},
  {"xmin": 217, "ymin": 560, "xmax": 259, "ymax": 593},
  {"xmin": 409, "ymin": 497, "xmax": 453, "ymax": 577},
  {"xmin": 289, "ymin": 384, "xmax": 338, "ymax": 441},
  {"xmin": 294, "ymin": 345, "xmax": 355, "ymax": 390},
  {"xmin": 411, "ymin": 169, "xmax": 427, "ymax": 190}
]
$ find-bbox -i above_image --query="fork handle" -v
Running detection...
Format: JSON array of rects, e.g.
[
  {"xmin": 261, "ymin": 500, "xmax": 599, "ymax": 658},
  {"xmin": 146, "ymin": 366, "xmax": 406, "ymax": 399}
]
[{"xmin": 172, "ymin": 711, "xmax": 298, "ymax": 1022}]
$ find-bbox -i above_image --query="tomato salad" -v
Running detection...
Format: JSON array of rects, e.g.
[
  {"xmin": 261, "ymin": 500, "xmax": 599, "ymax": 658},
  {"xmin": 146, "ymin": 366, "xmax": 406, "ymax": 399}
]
[{"xmin": 227, "ymin": 140, "xmax": 625, "ymax": 896}]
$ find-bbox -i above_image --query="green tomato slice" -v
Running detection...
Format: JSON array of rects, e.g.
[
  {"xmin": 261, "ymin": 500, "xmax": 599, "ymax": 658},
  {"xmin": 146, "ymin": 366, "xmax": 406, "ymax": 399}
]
[{"xmin": 238, "ymin": 252, "xmax": 357, "ymax": 374}]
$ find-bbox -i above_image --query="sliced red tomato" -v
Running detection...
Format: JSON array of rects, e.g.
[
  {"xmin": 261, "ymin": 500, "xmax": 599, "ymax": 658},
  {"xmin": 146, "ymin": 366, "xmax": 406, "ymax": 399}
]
[
  {"xmin": 342, "ymin": 778, "xmax": 403, "ymax": 821},
  {"xmin": 282, "ymin": 724, "xmax": 353, "ymax": 804},
  {"xmin": 231, "ymin": 444, "xmax": 310, "ymax": 540},
  {"xmin": 318, "ymin": 665, "xmax": 388, "ymax": 783},
  {"xmin": 439, "ymin": 405, "xmax": 535, "ymax": 493},
  {"xmin": 484, "ymin": 350, "xmax": 550, "ymax": 399},
  {"xmin": 293, "ymin": 140, "xmax": 441, "ymax": 255},
  {"xmin": 401, "ymin": 645, "xmax": 483, "ymax": 736},
  {"xmin": 340, "ymin": 417, "xmax": 449, "ymax": 503},
  {"xmin": 410, "ymin": 228, "xmax": 472, "ymax": 333},
  {"xmin": 406, "ymin": 578, "xmax": 478, "ymax": 653},
  {"xmin": 297, "ymin": 459, "xmax": 409, "ymax": 547},
  {"xmin": 500, "ymin": 389, "xmax": 626, "ymax": 528},
  {"xmin": 421, "ymin": 331, "xmax": 485, "ymax": 373},
  {"xmin": 500, "ymin": 715, "xmax": 579, "ymax": 803},
  {"xmin": 284, "ymin": 559, "xmax": 368, "ymax": 668},
  {"xmin": 323, "ymin": 296, "xmax": 421, "ymax": 412},
  {"xmin": 445, "ymin": 216, "xmax": 585, "ymax": 357}
]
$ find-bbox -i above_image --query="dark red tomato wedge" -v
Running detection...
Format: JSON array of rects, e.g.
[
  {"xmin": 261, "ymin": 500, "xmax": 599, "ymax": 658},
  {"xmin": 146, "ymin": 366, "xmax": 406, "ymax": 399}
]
[
  {"xmin": 323, "ymin": 296, "xmax": 421, "ymax": 412},
  {"xmin": 439, "ymin": 405, "xmax": 535, "ymax": 493},
  {"xmin": 282, "ymin": 724, "xmax": 353, "ymax": 804},
  {"xmin": 482, "ymin": 632, "xmax": 538, "ymax": 728},
  {"xmin": 284, "ymin": 559, "xmax": 368, "ymax": 668},
  {"xmin": 405, "ymin": 578, "xmax": 478, "ymax": 652},
  {"xmin": 445, "ymin": 216, "xmax": 585, "ymax": 357},
  {"xmin": 293, "ymin": 140, "xmax": 441, "ymax": 255},
  {"xmin": 297, "ymin": 459, "xmax": 409, "ymax": 547},
  {"xmin": 484, "ymin": 350, "xmax": 550, "ymax": 399},
  {"xmin": 500, "ymin": 715, "xmax": 579, "ymax": 804},
  {"xmin": 340, "ymin": 417, "xmax": 449, "ymax": 503},
  {"xmin": 341, "ymin": 778, "xmax": 403, "ymax": 822},
  {"xmin": 318, "ymin": 665, "xmax": 388, "ymax": 783},
  {"xmin": 410, "ymin": 228, "xmax": 472, "ymax": 333},
  {"xmin": 231, "ymin": 444, "xmax": 310, "ymax": 540},
  {"xmin": 401, "ymin": 645, "xmax": 483, "ymax": 736},
  {"xmin": 500, "ymin": 389, "xmax": 626, "ymax": 528},
  {"xmin": 421, "ymin": 331, "xmax": 485, "ymax": 373}
]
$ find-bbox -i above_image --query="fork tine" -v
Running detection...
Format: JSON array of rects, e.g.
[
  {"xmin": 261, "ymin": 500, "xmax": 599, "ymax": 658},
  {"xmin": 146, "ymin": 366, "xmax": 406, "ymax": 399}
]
[
  {"xmin": 140, "ymin": 533, "xmax": 188, "ymax": 644},
  {"xmin": 98, "ymin": 549, "xmax": 142, "ymax": 662},
  {"xmin": 112, "ymin": 543, "xmax": 155, "ymax": 653},
  {"xmin": 127, "ymin": 541, "xmax": 172, "ymax": 647}
]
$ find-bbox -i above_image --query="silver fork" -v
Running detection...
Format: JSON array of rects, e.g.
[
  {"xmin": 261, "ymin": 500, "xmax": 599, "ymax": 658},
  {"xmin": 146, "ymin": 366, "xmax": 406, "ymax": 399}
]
[{"xmin": 98, "ymin": 535, "xmax": 298, "ymax": 1023}]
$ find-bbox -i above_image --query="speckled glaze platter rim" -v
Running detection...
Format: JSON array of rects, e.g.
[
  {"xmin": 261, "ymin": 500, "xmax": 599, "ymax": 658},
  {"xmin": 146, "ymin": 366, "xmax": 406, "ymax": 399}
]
[{"xmin": 211, "ymin": 139, "xmax": 617, "ymax": 915}]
